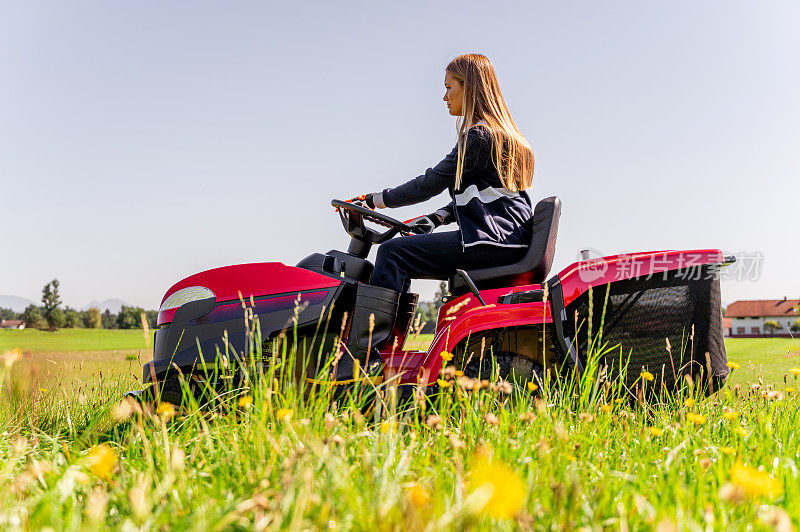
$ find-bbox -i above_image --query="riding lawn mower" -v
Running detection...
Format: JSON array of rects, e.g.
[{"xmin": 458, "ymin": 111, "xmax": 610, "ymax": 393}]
[{"xmin": 133, "ymin": 197, "xmax": 731, "ymax": 404}]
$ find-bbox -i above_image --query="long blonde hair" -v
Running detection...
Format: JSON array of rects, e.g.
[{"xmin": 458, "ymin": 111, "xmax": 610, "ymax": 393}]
[{"xmin": 447, "ymin": 54, "xmax": 533, "ymax": 192}]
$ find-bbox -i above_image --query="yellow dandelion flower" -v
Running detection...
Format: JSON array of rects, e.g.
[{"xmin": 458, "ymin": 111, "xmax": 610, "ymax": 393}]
[
  {"xmin": 686, "ymin": 413, "xmax": 706, "ymax": 426},
  {"xmin": 440, "ymin": 351, "xmax": 453, "ymax": 362},
  {"xmin": 723, "ymin": 411, "xmax": 739, "ymax": 420},
  {"xmin": 238, "ymin": 395, "xmax": 253, "ymax": 408},
  {"xmin": 86, "ymin": 444, "xmax": 117, "ymax": 480},
  {"xmin": 380, "ymin": 420, "xmax": 397, "ymax": 434},
  {"xmin": 601, "ymin": 404, "xmax": 613, "ymax": 413},
  {"xmin": 729, "ymin": 462, "xmax": 783, "ymax": 498},
  {"xmin": 726, "ymin": 361, "xmax": 740, "ymax": 370},
  {"xmin": 786, "ymin": 387, "xmax": 796, "ymax": 393},
  {"xmin": 455, "ymin": 370, "xmax": 464, "ymax": 377},
  {"xmin": 437, "ymin": 379, "xmax": 451, "ymax": 388},
  {"xmin": 615, "ymin": 398, "xmax": 625, "ymax": 404},
  {"xmin": 640, "ymin": 371, "xmax": 654, "ymax": 382},
  {"xmin": 526, "ymin": 382, "xmax": 538, "ymax": 393},
  {"xmin": 734, "ymin": 427, "xmax": 748, "ymax": 437},
  {"xmin": 276, "ymin": 408, "xmax": 293, "ymax": 421},
  {"xmin": 684, "ymin": 398, "xmax": 695, "ymax": 407},
  {"xmin": 648, "ymin": 427, "xmax": 663, "ymax": 437},
  {"xmin": 406, "ymin": 483, "xmax": 430, "ymax": 508},
  {"xmin": 720, "ymin": 446, "xmax": 736, "ymax": 455},
  {"xmin": 789, "ymin": 368, "xmax": 800, "ymax": 376},
  {"xmin": 155, "ymin": 402, "xmax": 175, "ymax": 419},
  {"xmin": 565, "ymin": 454, "xmax": 577, "ymax": 462},
  {"xmin": 469, "ymin": 457, "xmax": 526, "ymax": 519}
]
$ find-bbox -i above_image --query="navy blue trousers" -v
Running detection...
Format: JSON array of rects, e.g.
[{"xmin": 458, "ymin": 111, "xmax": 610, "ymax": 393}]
[{"xmin": 370, "ymin": 231, "xmax": 526, "ymax": 293}]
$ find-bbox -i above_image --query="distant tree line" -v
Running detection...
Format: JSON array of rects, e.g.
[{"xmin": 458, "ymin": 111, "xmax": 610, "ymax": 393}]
[
  {"xmin": 1, "ymin": 304, "xmax": 158, "ymax": 331},
  {"xmin": 1, "ymin": 279, "xmax": 157, "ymax": 331}
]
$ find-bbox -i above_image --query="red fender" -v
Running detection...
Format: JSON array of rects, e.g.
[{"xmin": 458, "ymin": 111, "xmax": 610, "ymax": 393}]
[
  {"xmin": 385, "ymin": 249, "xmax": 727, "ymax": 386},
  {"xmin": 557, "ymin": 249, "xmax": 725, "ymax": 307}
]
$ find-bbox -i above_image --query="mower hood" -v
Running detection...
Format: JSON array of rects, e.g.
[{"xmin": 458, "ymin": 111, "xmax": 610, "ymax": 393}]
[{"xmin": 157, "ymin": 262, "xmax": 341, "ymax": 325}]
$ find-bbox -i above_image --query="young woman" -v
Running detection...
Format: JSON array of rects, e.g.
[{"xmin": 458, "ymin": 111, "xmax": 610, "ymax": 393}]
[{"xmin": 353, "ymin": 53, "xmax": 535, "ymax": 293}]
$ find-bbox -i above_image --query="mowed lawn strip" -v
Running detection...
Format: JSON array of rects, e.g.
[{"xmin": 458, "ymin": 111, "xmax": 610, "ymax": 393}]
[
  {"xmin": 0, "ymin": 328, "xmax": 154, "ymax": 352},
  {"xmin": 724, "ymin": 337, "xmax": 800, "ymax": 386}
]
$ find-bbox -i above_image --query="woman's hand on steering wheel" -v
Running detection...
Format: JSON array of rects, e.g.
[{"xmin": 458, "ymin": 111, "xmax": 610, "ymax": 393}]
[
  {"xmin": 406, "ymin": 213, "xmax": 444, "ymax": 234},
  {"xmin": 347, "ymin": 193, "xmax": 376, "ymax": 209}
]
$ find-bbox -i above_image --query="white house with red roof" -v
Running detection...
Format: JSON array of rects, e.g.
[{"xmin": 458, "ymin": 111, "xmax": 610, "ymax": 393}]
[{"xmin": 725, "ymin": 297, "xmax": 798, "ymax": 337}]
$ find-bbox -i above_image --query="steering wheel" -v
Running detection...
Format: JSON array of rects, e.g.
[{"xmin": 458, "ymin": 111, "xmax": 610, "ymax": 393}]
[{"xmin": 331, "ymin": 199, "xmax": 415, "ymax": 248}]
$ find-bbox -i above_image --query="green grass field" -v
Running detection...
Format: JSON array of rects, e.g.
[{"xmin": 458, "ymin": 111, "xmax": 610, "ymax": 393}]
[
  {"xmin": 2, "ymin": 329, "xmax": 799, "ymax": 529},
  {"xmin": 0, "ymin": 328, "xmax": 154, "ymax": 353},
  {"xmin": 724, "ymin": 337, "xmax": 800, "ymax": 386}
]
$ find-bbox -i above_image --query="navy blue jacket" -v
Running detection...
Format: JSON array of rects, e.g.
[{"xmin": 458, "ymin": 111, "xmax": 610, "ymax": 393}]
[{"xmin": 374, "ymin": 126, "xmax": 533, "ymax": 248}]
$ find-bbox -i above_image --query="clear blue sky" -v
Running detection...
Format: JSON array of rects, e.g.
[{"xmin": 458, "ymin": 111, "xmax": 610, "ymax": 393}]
[{"xmin": 1, "ymin": 1, "xmax": 798, "ymax": 308}]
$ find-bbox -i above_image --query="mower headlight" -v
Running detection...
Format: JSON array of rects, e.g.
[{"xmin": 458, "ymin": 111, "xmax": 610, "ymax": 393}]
[{"xmin": 159, "ymin": 286, "xmax": 215, "ymax": 312}]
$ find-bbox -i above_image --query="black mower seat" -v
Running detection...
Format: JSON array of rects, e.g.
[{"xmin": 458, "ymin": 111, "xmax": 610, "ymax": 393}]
[{"xmin": 448, "ymin": 196, "xmax": 561, "ymax": 295}]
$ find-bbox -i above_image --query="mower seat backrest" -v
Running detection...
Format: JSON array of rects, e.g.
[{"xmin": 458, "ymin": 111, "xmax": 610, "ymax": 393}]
[{"xmin": 448, "ymin": 196, "xmax": 561, "ymax": 295}]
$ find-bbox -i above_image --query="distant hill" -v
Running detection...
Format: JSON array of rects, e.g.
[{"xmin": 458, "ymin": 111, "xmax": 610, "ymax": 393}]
[
  {"xmin": 0, "ymin": 295, "xmax": 36, "ymax": 312},
  {"xmin": 82, "ymin": 299, "xmax": 131, "ymax": 313}
]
